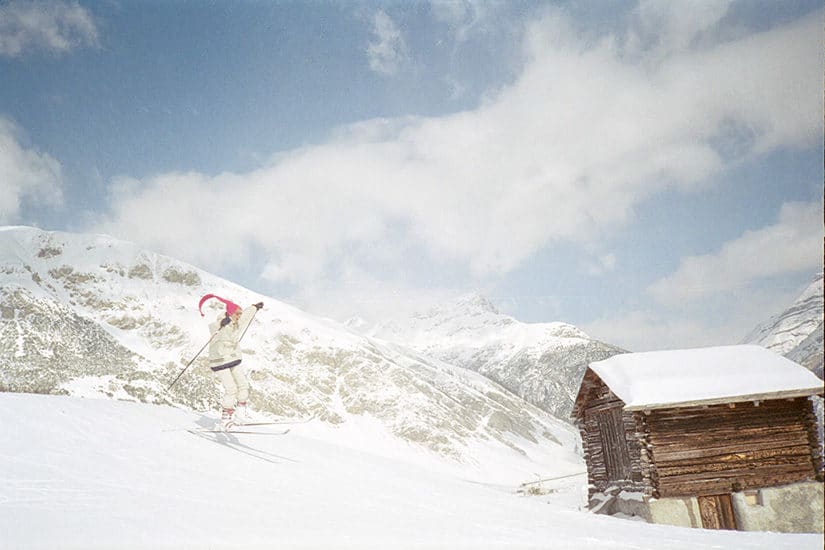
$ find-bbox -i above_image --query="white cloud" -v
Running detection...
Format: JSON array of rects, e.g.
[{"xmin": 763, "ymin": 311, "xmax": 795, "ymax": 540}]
[
  {"xmin": 656, "ymin": 14, "xmax": 823, "ymax": 153},
  {"xmin": 428, "ymin": 0, "xmax": 494, "ymax": 43},
  {"xmin": 286, "ymin": 262, "xmax": 462, "ymax": 326},
  {"xmin": 649, "ymin": 201, "xmax": 823, "ymax": 306},
  {"xmin": 91, "ymin": 9, "xmax": 823, "ymax": 321},
  {"xmin": 0, "ymin": 118, "xmax": 63, "ymax": 224},
  {"xmin": 584, "ymin": 283, "xmax": 801, "ymax": 352},
  {"xmin": 0, "ymin": 0, "xmax": 99, "ymax": 57},
  {"xmin": 367, "ymin": 11, "xmax": 407, "ymax": 75},
  {"xmin": 629, "ymin": 0, "xmax": 735, "ymax": 61},
  {"xmin": 584, "ymin": 253, "xmax": 617, "ymax": 276},
  {"xmin": 585, "ymin": 309, "xmax": 721, "ymax": 352}
]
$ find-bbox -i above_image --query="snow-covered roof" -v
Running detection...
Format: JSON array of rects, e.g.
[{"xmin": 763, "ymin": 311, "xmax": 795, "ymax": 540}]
[{"xmin": 589, "ymin": 345, "xmax": 824, "ymax": 411}]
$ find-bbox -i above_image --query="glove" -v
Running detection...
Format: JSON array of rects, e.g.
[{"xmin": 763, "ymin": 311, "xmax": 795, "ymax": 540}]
[{"xmin": 254, "ymin": 302, "xmax": 264, "ymax": 310}]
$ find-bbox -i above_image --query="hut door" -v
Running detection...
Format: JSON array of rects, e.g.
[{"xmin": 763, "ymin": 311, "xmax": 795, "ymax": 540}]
[
  {"xmin": 596, "ymin": 408, "xmax": 631, "ymax": 481},
  {"xmin": 697, "ymin": 494, "xmax": 737, "ymax": 530}
]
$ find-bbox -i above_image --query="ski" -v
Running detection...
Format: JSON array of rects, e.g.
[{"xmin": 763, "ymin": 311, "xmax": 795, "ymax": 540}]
[
  {"xmin": 188, "ymin": 428, "xmax": 290, "ymax": 435},
  {"xmin": 236, "ymin": 417, "xmax": 312, "ymax": 426},
  {"xmin": 164, "ymin": 417, "xmax": 311, "ymax": 433}
]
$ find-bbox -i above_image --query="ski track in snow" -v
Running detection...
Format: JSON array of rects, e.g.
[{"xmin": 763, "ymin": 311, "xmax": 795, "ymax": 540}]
[{"xmin": 1, "ymin": 393, "xmax": 822, "ymax": 550}]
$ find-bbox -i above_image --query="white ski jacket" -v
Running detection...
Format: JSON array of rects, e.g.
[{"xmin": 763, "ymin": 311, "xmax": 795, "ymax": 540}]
[{"xmin": 207, "ymin": 305, "xmax": 257, "ymax": 371}]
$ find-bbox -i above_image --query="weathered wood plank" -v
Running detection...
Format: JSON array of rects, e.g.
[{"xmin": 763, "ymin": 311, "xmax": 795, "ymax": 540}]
[
  {"xmin": 647, "ymin": 415, "xmax": 805, "ymax": 433},
  {"xmin": 652, "ymin": 438, "xmax": 812, "ymax": 462},
  {"xmin": 646, "ymin": 400, "xmax": 805, "ymax": 423},
  {"xmin": 656, "ymin": 449, "xmax": 814, "ymax": 477},
  {"xmin": 658, "ymin": 466, "xmax": 817, "ymax": 498},
  {"xmin": 658, "ymin": 462, "xmax": 815, "ymax": 486},
  {"xmin": 650, "ymin": 431, "xmax": 810, "ymax": 455}
]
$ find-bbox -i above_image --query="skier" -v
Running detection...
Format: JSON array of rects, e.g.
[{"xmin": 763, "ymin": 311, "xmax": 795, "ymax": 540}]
[{"xmin": 198, "ymin": 294, "xmax": 263, "ymax": 430}]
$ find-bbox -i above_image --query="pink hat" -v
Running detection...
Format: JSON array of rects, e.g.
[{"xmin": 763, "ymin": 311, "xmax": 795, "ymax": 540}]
[{"xmin": 198, "ymin": 294, "xmax": 240, "ymax": 317}]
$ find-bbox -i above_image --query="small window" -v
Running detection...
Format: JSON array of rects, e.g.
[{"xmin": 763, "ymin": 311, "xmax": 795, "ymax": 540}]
[{"xmin": 743, "ymin": 490, "xmax": 763, "ymax": 506}]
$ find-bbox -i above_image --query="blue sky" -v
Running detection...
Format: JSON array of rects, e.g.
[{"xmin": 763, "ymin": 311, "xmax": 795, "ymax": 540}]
[{"xmin": 1, "ymin": 0, "xmax": 822, "ymax": 351}]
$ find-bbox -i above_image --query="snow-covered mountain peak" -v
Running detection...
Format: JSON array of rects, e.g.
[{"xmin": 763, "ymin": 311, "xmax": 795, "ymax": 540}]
[
  {"xmin": 409, "ymin": 293, "xmax": 505, "ymax": 325},
  {"xmin": 357, "ymin": 293, "xmax": 624, "ymax": 418},
  {"xmin": 797, "ymin": 271, "xmax": 824, "ymax": 303},
  {"xmin": 368, "ymin": 291, "xmax": 593, "ymax": 349},
  {"xmin": 743, "ymin": 271, "xmax": 823, "ymax": 378},
  {"xmin": 452, "ymin": 293, "xmax": 500, "ymax": 315},
  {"xmin": 2, "ymin": 225, "xmax": 137, "ymax": 265},
  {"xmin": 743, "ymin": 271, "xmax": 822, "ymax": 353}
]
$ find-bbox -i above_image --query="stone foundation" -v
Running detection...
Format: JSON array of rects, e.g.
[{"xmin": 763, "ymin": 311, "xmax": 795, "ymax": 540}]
[
  {"xmin": 592, "ymin": 481, "xmax": 823, "ymax": 533},
  {"xmin": 731, "ymin": 481, "xmax": 823, "ymax": 533}
]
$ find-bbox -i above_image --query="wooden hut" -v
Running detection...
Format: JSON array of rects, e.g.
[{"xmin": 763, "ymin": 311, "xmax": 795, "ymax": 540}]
[{"xmin": 572, "ymin": 345, "xmax": 824, "ymax": 532}]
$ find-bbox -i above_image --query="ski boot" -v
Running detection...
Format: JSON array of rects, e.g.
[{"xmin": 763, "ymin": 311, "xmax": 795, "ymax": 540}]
[
  {"xmin": 219, "ymin": 407, "xmax": 235, "ymax": 431},
  {"xmin": 234, "ymin": 401, "xmax": 249, "ymax": 425}
]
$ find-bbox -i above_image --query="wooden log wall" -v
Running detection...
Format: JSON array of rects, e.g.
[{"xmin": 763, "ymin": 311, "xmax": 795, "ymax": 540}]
[
  {"xmin": 645, "ymin": 398, "xmax": 819, "ymax": 498},
  {"xmin": 802, "ymin": 397, "xmax": 825, "ymax": 481},
  {"xmin": 632, "ymin": 411, "xmax": 658, "ymax": 497}
]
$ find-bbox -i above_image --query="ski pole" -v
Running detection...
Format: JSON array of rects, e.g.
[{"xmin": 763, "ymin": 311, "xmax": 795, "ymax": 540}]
[
  {"xmin": 238, "ymin": 303, "xmax": 262, "ymax": 343},
  {"xmin": 167, "ymin": 332, "xmax": 217, "ymax": 391}
]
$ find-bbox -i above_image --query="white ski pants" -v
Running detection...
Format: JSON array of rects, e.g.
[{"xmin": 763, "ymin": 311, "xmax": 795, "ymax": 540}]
[{"xmin": 215, "ymin": 364, "xmax": 249, "ymax": 409}]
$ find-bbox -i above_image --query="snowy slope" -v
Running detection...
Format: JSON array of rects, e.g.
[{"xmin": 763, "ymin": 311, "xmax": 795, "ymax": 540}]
[
  {"xmin": 2, "ymin": 393, "xmax": 822, "ymax": 550},
  {"xmin": 355, "ymin": 294, "xmax": 625, "ymax": 418},
  {"xmin": 0, "ymin": 226, "xmax": 576, "ymax": 465},
  {"xmin": 743, "ymin": 272, "xmax": 824, "ymax": 378}
]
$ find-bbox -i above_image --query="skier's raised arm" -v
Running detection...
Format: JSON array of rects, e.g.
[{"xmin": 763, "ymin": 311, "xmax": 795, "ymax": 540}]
[{"xmin": 236, "ymin": 302, "xmax": 263, "ymax": 338}]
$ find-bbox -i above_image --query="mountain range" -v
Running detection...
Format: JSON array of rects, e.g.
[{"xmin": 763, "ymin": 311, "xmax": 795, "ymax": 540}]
[
  {"xmin": 350, "ymin": 295, "xmax": 625, "ymax": 419},
  {"xmin": 0, "ymin": 226, "xmax": 578, "ymax": 467}
]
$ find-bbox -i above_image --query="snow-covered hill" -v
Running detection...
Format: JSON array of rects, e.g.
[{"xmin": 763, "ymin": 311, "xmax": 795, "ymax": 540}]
[
  {"xmin": 0, "ymin": 226, "xmax": 576, "ymax": 465},
  {"xmin": 2, "ymin": 393, "xmax": 821, "ymax": 549},
  {"xmin": 353, "ymin": 294, "xmax": 625, "ymax": 419},
  {"xmin": 743, "ymin": 272, "xmax": 824, "ymax": 378}
]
